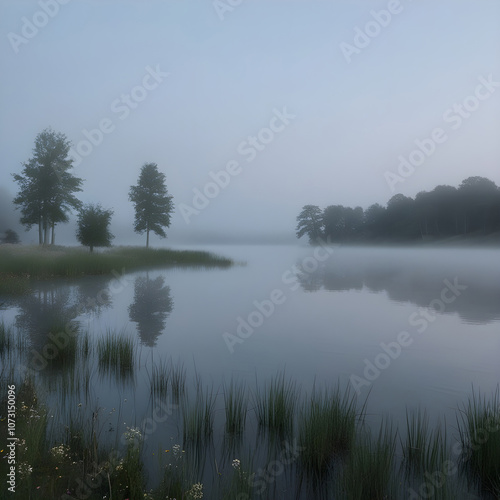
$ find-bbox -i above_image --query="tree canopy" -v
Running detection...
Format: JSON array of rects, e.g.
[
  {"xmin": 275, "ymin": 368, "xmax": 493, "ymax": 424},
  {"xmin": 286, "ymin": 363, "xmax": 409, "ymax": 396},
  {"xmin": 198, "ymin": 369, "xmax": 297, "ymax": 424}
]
[
  {"xmin": 129, "ymin": 163, "xmax": 173, "ymax": 248},
  {"xmin": 76, "ymin": 203, "xmax": 114, "ymax": 252},
  {"xmin": 12, "ymin": 128, "xmax": 82, "ymax": 245},
  {"xmin": 297, "ymin": 176, "xmax": 500, "ymax": 244},
  {"xmin": 296, "ymin": 205, "xmax": 324, "ymax": 244}
]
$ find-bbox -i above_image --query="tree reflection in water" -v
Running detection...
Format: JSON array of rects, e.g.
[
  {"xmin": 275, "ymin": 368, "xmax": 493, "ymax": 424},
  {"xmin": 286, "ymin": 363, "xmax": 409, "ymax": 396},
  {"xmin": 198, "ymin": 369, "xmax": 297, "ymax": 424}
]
[{"xmin": 128, "ymin": 274, "xmax": 173, "ymax": 346}]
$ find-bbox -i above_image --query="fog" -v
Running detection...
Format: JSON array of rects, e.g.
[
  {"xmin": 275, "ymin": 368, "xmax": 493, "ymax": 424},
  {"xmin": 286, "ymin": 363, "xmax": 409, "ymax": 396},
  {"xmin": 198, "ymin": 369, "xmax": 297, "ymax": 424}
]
[{"xmin": 1, "ymin": 1, "xmax": 499, "ymax": 245}]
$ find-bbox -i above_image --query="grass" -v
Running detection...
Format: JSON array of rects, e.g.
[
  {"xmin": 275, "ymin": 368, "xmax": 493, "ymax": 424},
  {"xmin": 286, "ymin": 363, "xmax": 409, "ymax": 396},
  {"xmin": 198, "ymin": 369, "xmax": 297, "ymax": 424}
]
[
  {"xmin": 150, "ymin": 356, "xmax": 171, "ymax": 399},
  {"xmin": 0, "ymin": 244, "xmax": 233, "ymax": 279},
  {"xmin": 0, "ymin": 272, "xmax": 31, "ymax": 295},
  {"xmin": 337, "ymin": 420, "xmax": 397, "ymax": 500},
  {"xmin": 0, "ymin": 324, "xmax": 497, "ymax": 499},
  {"xmin": 224, "ymin": 380, "xmax": 247, "ymax": 435},
  {"xmin": 457, "ymin": 386, "xmax": 500, "ymax": 496},
  {"xmin": 253, "ymin": 371, "xmax": 298, "ymax": 437},
  {"xmin": 298, "ymin": 384, "xmax": 357, "ymax": 477},
  {"xmin": 0, "ymin": 321, "xmax": 14, "ymax": 356},
  {"xmin": 402, "ymin": 408, "xmax": 448, "ymax": 476},
  {"xmin": 171, "ymin": 360, "xmax": 187, "ymax": 402},
  {"xmin": 79, "ymin": 330, "xmax": 93, "ymax": 359},
  {"xmin": 44, "ymin": 320, "xmax": 79, "ymax": 370},
  {"xmin": 182, "ymin": 383, "xmax": 216, "ymax": 443},
  {"xmin": 97, "ymin": 330, "xmax": 135, "ymax": 379}
]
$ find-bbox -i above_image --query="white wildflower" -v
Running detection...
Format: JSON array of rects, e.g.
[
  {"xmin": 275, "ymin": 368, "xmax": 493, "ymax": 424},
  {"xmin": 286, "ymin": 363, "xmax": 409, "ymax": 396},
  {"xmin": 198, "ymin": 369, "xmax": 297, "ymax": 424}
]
[
  {"xmin": 123, "ymin": 426, "xmax": 142, "ymax": 447},
  {"xmin": 186, "ymin": 482, "xmax": 203, "ymax": 499},
  {"xmin": 50, "ymin": 443, "xmax": 70, "ymax": 460}
]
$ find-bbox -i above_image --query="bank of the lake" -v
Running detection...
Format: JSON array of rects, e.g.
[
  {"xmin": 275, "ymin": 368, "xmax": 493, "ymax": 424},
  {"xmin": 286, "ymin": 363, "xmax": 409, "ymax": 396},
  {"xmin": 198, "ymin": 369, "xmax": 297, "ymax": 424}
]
[{"xmin": 0, "ymin": 244, "xmax": 233, "ymax": 294}]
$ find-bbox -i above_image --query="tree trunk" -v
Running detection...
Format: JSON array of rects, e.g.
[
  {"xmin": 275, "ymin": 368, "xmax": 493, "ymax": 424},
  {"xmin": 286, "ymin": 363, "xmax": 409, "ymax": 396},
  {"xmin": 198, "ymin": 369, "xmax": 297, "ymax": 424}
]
[
  {"xmin": 90, "ymin": 245, "xmax": 93, "ymax": 253},
  {"xmin": 51, "ymin": 223, "xmax": 55, "ymax": 245},
  {"xmin": 42, "ymin": 217, "xmax": 50, "ymax": 245},
  {"xmin": 146, "ymin": 230, "xmax": 150, "ymax": 248},
  {"xmin": 38, "ymin": 218, "xmax": 43, "ymax": 245}
]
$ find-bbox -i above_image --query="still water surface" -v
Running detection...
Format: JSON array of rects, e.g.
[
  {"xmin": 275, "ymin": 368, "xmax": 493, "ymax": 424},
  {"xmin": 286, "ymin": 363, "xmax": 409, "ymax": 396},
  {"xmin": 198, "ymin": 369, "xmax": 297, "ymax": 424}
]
[{"xmin": 2, "ymin": 244, "xmax": 499, "ymax": 493}]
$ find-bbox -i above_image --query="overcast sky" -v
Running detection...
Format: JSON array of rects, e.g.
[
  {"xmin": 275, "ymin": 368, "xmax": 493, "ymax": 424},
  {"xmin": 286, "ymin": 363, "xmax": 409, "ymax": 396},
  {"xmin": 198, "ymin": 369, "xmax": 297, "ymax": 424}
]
[{"xmin": 1, "ymin": 0, "xmax": 499, "ymax": 245}]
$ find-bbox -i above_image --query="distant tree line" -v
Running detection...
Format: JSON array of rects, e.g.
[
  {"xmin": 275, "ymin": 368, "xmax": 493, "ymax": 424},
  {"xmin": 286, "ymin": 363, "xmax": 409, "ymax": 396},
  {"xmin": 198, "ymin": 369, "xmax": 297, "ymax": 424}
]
[
  {"xmin": 297, "ymin": 176, "xmax": 500, "ymax": 244},
  {"xmin": 10, "ymin": 128, "xmax": 174, "ymax": 250}
]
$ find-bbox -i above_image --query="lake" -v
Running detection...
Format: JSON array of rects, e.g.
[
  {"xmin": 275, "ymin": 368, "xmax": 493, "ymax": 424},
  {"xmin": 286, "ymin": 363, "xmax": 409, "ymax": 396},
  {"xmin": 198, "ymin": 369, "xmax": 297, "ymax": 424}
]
[{"xmin": 1, "ymin": 244, "xmax": 499, "ymax": 498}]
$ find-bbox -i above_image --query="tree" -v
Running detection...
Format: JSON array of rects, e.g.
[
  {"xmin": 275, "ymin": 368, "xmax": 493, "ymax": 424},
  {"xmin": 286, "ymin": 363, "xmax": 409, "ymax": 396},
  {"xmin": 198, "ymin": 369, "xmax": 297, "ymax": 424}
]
[
  {"xmin": 323, "ymin": 205, "xmax": 345, "ymax": 241},
  {"xmin": 344, "ymin": 206, "xmax": 364, "ymax": 239},
  {"xmin": 128, "ymin": 275, "xmax": 173, "ymax": 346},
  {"xmin": 364, "ymin": 203, "xmax": 386, "ymax": 239},
  {"xmin": 458, "ymin": 176, "xmax": 499, "ymax": 234},
  {"xmin": 385, "ymin": 194, "xmax": 419, "ymax": 240},
  {"xmin": 1, "ymin": 229, "xmax": 20, "ymax": 244},
  {"xmin": 12, "ymin": 128, "xmax": 82, "ymax": 245},
  {"xmin": 76, "ymin": 204, "xmax": 114, "ymax": 253},
  {"xmin": 296, "ymin": 205, "xmax": 324, "ymax": 243},
  {"xmin": 129, "ymin": 163, "xmax": 173, "ymax": 248}
]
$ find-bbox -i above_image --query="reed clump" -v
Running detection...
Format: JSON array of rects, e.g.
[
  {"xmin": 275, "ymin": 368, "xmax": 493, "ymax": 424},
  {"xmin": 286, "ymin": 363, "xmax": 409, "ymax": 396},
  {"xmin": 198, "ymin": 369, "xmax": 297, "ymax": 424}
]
[
  {"xmin": 253, "ymin": 372, "xmax": 298, "ymax": 437},
  {"xmin": 97, "ymin": 330, "xmax": 135, "ymax": 378},
  {"xmin": 457, "ymin": 387, "xmax": 500, "ymax": 496},
  {"xmin": 298, "ymin": 384, "xmax": 357, "ymax": 476}
]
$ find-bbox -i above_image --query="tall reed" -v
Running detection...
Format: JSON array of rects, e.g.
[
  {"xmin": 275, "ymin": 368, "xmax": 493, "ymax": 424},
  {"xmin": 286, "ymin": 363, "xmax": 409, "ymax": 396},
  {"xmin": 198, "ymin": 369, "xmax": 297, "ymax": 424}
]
[
  {"xmin": 170, "ymin": 360, "xmax": 186, "ymax": 402},
  {"xmin": 150, "ymin": 356, "xmax": 171, "ymax": 399},
  {"xmin": 224, "ymin": 380, "xmax": 247, "ymax": 435},
  {"xmin": 97, "ymin": 329, "xmax": 134, "ymax": 379},
  {"xmin": 183, "ymin": 383, "xmax": 216, "ymax": 443},
  {"xmin": 402, "ymin": 408, "xmax": 448, "ymax": 476},
  {"xmin": 0, "ymin": 321, "xmax": 13, "ymax": 356},
  {"xmin": 298, "ymin": 384, "xmax": 357, "ymax": 477},
  {"xmin": 457, "ymin": 387, "xmax": 500, "ymax": 496},
  {"xmin": 253, "ymin": 372, "xmax": 298, "ymax": 437},
  {"xmin": 337, "ymin": 420, "xmax": 397, "ymax": 500}
]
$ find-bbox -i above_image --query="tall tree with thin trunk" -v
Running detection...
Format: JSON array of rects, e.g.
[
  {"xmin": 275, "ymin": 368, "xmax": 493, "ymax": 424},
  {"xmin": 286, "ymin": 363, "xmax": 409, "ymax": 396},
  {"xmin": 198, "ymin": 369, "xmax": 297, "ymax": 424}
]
[
  {"xmin": 129, "ymin": 163, "xmax": 173, "ymax": 248},
  {"xmin": 12, "ymin": 128, "xmax": 82, "ymax": 245}
]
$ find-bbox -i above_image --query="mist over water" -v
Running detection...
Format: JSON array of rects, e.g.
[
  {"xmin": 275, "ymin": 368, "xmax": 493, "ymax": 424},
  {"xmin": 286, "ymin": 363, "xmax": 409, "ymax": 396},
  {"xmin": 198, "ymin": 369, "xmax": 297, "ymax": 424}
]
[{"xmin": 4, "ymin": 244, "xmax": 499, "ymax": 417}]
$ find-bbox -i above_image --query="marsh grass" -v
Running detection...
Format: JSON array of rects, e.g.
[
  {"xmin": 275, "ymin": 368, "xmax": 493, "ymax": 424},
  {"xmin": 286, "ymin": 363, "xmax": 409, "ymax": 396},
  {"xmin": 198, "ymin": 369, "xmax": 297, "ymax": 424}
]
[
  {"xmin": 0, "ymin": 272, "xmax": 30, "ymax": 295},
  {"xmin": 224, "ymin": 380, "xmax": 247, "ymax": 435},
  {"xmin": 2, "ymin": 356, "xmax": 498, "ymax": 498},
  {"xmin": 0, "ymin": 321, "xmax": 13, "ymax": 356},
  {"xmin": 55, "ymin": 364, "xmax": 95, "ymax": 407},
  {"xmin": 337, "ymin": 420, "xmax": 397, "ymax": 500},
  {"xmin": 457, "ymin": 387, "xmax": 500, "ymax": 496},
  {"xmin": 150, "ymin": 357, "xmax": 171, "ymax": 399},
  {"xmin": 155, "ymin": 444, "xmax": 201, "ymax": 500},
  {"xmin": 44, "ymin": 320, "xmax": 78, "ymax": 370},
  {"xmin": 298, "ymin": 384, "xmax": 357, "ymax": 477},
  {"xmin": 97, "ymin": 329, "xmax": 135, "ymax": 379},
  {"xmin": 182, "ymin": 383, "xmax": 216, "ymax": 443},
  {"xmin": 4, "ymin": 377, "xmax": 50, "ymax": 496},
  {"xmin": 171, "ymin": 360, "xmax": 186, "ymax": 402},
  {"xmin": 0, "ymin": 245, "xmax": 233, "ymax": 279},
  {"xmin": 402, "ymin": 408, "xmax": 448, "ymax": 477},
  {"xmin": 253, "ymin": 372, "xmax": 298, "ymax": 437},
  {"xmin": 79, "ymin": 330, "xmax": 93, "ymax": 359},
  {"xmin": 218, "ymin": 455, "xmax": 254, "ymax": 500}
]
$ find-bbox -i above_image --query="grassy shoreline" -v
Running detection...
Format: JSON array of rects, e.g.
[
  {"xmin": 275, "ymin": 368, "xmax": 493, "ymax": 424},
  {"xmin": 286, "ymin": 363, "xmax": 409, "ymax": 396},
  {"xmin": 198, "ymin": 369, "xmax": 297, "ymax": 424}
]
[
  {"xmin": 0, "ymin": 244, "xmax": 233, "ymax": 291},
  {"xmin": 0, "ymin": 324, "xmax": 499, "ymax": 499}
]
